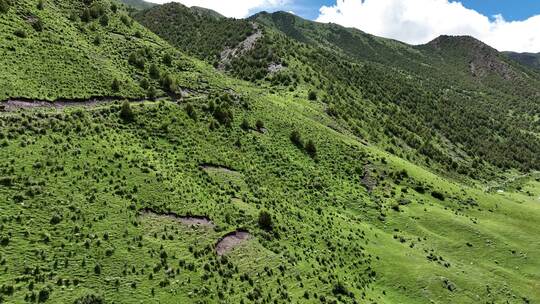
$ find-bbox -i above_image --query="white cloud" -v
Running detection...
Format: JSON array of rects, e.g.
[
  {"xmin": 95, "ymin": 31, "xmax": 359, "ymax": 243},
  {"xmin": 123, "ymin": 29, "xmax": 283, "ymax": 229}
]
[
  {"xmin": 316, "ymin": 0, "xmax": 540, "ymax": 52},
  {"xmin": 150, "ymin": 0, "xmax": 289, "ymax": 19}
]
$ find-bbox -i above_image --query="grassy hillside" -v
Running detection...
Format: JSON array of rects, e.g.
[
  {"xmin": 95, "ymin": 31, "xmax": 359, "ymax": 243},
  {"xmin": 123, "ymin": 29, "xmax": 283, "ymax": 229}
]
[
  {"xmin": 1, "ymin": 85, "xmax": 539, "ymax": 304},
  {"xmin": 0, "ymin": 0, "xmax": 199, "ymax": 101},
  {"xmin": 1, "ymin": 1, "xmax": 540, "ymax": 304}
]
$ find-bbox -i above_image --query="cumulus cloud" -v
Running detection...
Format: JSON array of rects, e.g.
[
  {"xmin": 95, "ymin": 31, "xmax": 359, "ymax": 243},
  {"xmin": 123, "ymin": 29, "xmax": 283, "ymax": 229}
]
[
  {"xmin": 150, "ymin": 0, "xmax": 289, "ymax": 18},
  {"xmin": 316, "ymin": 0, "xmax": 540, "ymax": 52}
]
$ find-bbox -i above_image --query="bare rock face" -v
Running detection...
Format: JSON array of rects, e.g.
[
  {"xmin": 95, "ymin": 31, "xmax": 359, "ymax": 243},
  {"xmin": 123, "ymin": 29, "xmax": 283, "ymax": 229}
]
[{"xmin": 218, "ymin": 23, "xmax": 262, "ymax": 70}]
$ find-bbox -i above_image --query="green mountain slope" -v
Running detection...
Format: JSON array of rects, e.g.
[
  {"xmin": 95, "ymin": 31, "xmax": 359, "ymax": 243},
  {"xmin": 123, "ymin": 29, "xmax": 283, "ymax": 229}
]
[
  {"xmin": 135, "ymin": 7, "xmax": 540, "ymax": 176},
  {"xmin": 1, "ymin": 1, "xmax": 540, "ymax": 304},
  {"xmin": 0, "ymin": 0, "xmax": 200, "ymax": 101},
  {"xmin": 505, "ymin": 51, "xmax": 540, "ymax": 70}
]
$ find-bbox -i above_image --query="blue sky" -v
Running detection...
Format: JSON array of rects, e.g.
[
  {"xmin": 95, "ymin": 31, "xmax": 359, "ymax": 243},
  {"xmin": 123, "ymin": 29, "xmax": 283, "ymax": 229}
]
[
  {"xmin": 283, "ymin": 0, "xmax": 540, "ymax": 21},
  {"xmin": 159, "ymin": 0, "xmax": 540, "ymax": 52}
]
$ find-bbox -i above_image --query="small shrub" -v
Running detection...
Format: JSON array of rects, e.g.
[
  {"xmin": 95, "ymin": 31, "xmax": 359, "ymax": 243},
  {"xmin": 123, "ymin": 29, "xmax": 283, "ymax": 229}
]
[
  {"xmin": 37, "ymin": 0, "xmax": 45, "ymax": 10},
  {"xmin": 120, "ymin": 101, "xmax": 134, "ymax": 122},
  {"xmin": 81, "ymin": 9, "xmax": 91, "ymax": 23},
  {"xmin": 73, "ymin": 293, "xmax": 104, "ymax": 304},
  {"xmin": 32, "ymin": 19, "xmax": 44, "ymax": 32},
  {"xmin": 240, "ymin": 119, "xmax": 250, "ymax": 131},
  {"xmin": 94, "ymin": 264, "xmax": 101, "ymax": 275},
  {"xmin": 160, "ymin": 73, "xmax": 176, "ymax": 93},
  {"xmin": 290, "ymin": 130, "xmax": 302, "ymax": 148},
  {"xmin": 128, "ymin": 52, "xmax": 145, "ymax": 69},
  {"xmin": 332, "ymin": 282, "xmax": 351, "ymax": 297},
  {"xmin": 185, "ymin": 104, "xmax": 197, "ymax": 120},
  {"xmin": 149, "ymin": 64, "xmax": 160, "ymax": 79},
  {"xmin": 305, "ymin": 140, "xmax": 317, "ymax": 158},
  {"xmin": 258, "ymin": 211, "xmax": 273, "ymax": 231},
  {"xmin": 38, "ymin": 287, "xmax": 50, "ymax": 302},
  {"xmin": 111, "ymin": 78, "xmax": 120, "ymax": 92},
  {"xmin": 99, "ymin": 14, "xmax": 108, "ymax": 27},
  {"xmin": 163, "ymin": 53, "xmax": 173, "ymax": 66},
  {"xmin": 0, "ymin": 0, "xmax": 11, "ymax": 13},
  {"xmin": 431, "ymin": 191, "xmax": 445, "ymax": 201},
  {"xmin": 14, "ymin": 29, "xmax": 27, "ymax": 38},
  {"xmin": 146, "ymin": 87, "xmax": 157, "ymax": 100},
  {"xmin": 139, "ymin": 78, "xmax": 150, "ymax": 90},
  {"xmin": 308, "ymin": 90, "xmax": 317, "ymax": 101},
  {"xmin": 120, "ymin": 14, "xmax": 131, "ymax": 27},
  {"xmin": 255, "ymin": 120, "xmax": 264, "ymax": 130},
  {"xmin": 213, "ymin": 106, "xmax": 233, "ymax": 126},
  {"xmin": 50, "ymin": 214, "xmax": 62, "ymax": 225}
]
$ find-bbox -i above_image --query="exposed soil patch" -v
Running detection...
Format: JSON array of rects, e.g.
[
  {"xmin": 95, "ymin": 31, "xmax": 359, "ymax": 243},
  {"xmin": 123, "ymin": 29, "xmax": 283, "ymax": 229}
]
[
  {"xmin": 361, "ymin": 165, "xmax": 377, "ymax": 193},
  {"xmin": 200, "ymin": 163, "xmax": 238, "ymax": 174},
  {"xmin": 216, "ymin": 230, "xmax": 251, "ymax": 255},
  {"xmin": 140, "ymin": 208, "xmax": 215, "ymax": 228}
]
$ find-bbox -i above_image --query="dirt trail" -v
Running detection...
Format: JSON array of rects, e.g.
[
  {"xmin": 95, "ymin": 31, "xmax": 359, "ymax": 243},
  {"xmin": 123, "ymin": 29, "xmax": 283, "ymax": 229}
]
[
  {"xmin": 0, "ymin": 96, "xmax": 169, "ymax": 112},
  {"xmin": 140, "ymin": 208, "xmax": 215, "ymax": 228},
  {"xmin": 216, "ymin": 230, "xmax": 251, "ymax": 255}
]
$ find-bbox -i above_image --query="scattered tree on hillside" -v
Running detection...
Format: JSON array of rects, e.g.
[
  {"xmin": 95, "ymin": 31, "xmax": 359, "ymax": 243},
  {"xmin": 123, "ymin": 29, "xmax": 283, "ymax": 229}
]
[
  {"xmin": 111, "ymin": 78, "xmax": 121, "ymax": 92},
  {"xmin": 258, "ymin": 211, "xmax": 273, "ymax": 231},
  {"xmin": 305, "ymin": 140, "xmax": 317, "ymax": 158},
  {"xmin": 0, "ymin": 0, "xmax": 11, "ymax": 14},
  {"xmin": 290, "ymin": 130, "xmax": 303, "ymax": 148},
  {"xmin": 120, "ymin": 101, "xmax": 134, "ymax": 122}
]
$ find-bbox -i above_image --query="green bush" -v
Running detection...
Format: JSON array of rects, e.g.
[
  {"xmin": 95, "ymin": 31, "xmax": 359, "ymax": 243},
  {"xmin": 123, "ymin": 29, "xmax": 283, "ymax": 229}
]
[
  {"xmin": 37, "ymin": 0, "xmax": 45, "ymax": 10},
  {"xmin": 14, "ymin": 29, "xmax": 27, "ymax": 38},
  {"xmin": 160, "ymin": 73, "xmax": 176, "ymax": 93},
  {"xmin": 308, "ymin": 90, "xmax": 317, "ymax": 101},
  {"xmin": 0, "ymin": 0, "xmax": 11, "ymax": 14},
  {"xmin": 146, "ymin": 87, "xmax": 157, "ymax": 100},
  {"xmin": 240, "ymin": 118, "xmax": 250, "ymax": 130},
  {"xmin": 258, "ymin": 211, "xmax": 273, "ymax": 231},
  {"xmin": 213, "ymin": 106, "xmax": 233, "ymax": 126},
  {"xmin": 128, "ymin": 52, "xmax": 145, "ymax": 69},
  {"xmin": 290, "ymin": 130, "xmax": 302, "ymax": 148},
  {"xmin": 163, "ymin": 53, "xmax": 173, "ymax": 66},
  {"xmin": 305, "ymin": 140, "xmax": 317, "ymax": 158},
  {"xmin": 120, "ymin": 101, "xmax": 134, "ymax": 122},
  {"xmin": 431, "ymin": 191, "xmax": 445, "ymax": 201},
  {"xmin": 32, "ymin": 19, "xmax": 44, "ymax": 32},
  {"xmin": 111, "ymin": 78, "xmax": 121, "ymax": 92},
  {"xmin": 120, "ymin": 14, "xmax": 131, "ymax": 27},
  {"xmin": 149, "ymin": 64, "xmax": 160, "ymax": 79},
  {"xmin": 73, "ymin": 293, "xmax": 104, "ymax": 304},
  {"xmin": 99, "ymin": 14, "xmax": 109, "ymax": 27}
]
